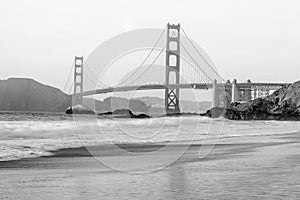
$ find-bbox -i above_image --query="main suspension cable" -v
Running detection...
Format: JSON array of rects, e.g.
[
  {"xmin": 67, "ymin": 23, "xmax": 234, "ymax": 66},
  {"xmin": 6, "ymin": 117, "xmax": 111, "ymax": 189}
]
[
  {"xmin": 83, "ymin": 60, "xmax": 110, "ymax": 88},
  {"xmin": 181, "ymin": 26, "xmax": 225, "ymax": 82},
  {"xmin": 179, "ymin": 40, "xmax": 213, "ymax": 83},
  {"xmin": 117, "ymin": 25, "xmax": 167, "ymax": 85},
  {"xmin": 63, "ymin": 60, "xmax": 75, "ymax": 93}
]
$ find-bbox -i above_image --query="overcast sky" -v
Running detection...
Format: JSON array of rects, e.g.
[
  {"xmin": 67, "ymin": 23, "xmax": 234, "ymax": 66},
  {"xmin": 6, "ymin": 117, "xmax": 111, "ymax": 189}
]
[{"xmin": 1, "ymin": 0, "xmax": 299, "ymax": 92}]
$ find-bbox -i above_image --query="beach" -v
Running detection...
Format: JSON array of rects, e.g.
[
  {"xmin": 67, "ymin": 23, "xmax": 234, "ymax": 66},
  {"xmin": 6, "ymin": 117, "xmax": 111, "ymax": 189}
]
[{"xmin": 1, "ymin": 132, "xmax": 299, "ymax": 199}]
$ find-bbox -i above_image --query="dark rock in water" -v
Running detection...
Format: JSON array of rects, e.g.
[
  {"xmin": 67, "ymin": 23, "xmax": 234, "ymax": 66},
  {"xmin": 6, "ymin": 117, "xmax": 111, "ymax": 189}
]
[
  {"xmin": 200, "ymin": 107, "xmax": 228, "ymax": 118},
  {"xmin": 202, "ymin": 80, "xmax": 300, "ymax": 120},
  {"xmin": 99, "ymin": 109, "xmax": 150, "ymax": 118},
  {"xmin": 65, "ymin": 105, "xmax": 95, "ymax": 114},
  {"xmin": 134, "ymin": 113, "xmax": 150, "ymax": 119},
  {"xmin": 65, "ymin": 108, "xmax": 72, "ymax": 114},
  {"xmin": 162, "ymin": 112, "xmax": 201, "ymax": 117}
]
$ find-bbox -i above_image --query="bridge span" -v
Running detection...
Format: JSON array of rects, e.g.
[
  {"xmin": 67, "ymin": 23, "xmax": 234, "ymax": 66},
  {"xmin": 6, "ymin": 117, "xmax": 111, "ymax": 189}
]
[
  {"xmin": 70, "ymin": 23, "xmax": 291, "ymax": 112},
  {"xmin": 74, "ymin": 81, "xmax": 290, "ymax": 108},
  {"xmin": 75, "ymin": 82, "xmax": 288, "ymax": 97}
]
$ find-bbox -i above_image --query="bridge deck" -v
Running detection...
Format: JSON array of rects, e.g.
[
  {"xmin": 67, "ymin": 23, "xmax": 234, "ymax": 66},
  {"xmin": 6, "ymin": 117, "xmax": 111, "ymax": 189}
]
[{"xmin": 74, "ymin": 82, "xmax": 290, "ymax": 97}]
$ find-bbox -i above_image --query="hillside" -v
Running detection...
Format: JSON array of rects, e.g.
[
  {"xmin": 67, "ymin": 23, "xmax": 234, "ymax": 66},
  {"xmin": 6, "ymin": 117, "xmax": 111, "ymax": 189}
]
[
  {"xmin": 82, "ymin": 97, "xmax": 150, "ymax": 114},
  {"xmin": 0, "ymin": 78, "xmax": 71, "ymax": 112}
]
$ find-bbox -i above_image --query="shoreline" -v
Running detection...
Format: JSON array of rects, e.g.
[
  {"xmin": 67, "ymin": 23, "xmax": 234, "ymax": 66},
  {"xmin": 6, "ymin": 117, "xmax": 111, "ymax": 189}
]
[
  {"xmin": 0, "ymin": 129, "xmax": 299, "ymax": 167},
  {"xmin": 1, "ymin": 131, "xmax": 298, "ymax": 169}
]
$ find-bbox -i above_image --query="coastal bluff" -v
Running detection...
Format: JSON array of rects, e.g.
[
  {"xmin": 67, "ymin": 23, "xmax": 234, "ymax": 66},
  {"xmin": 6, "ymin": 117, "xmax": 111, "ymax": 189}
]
[
  {"xmin": 0, "ymin": 78, "xmax": 71, "ymax": 112},
  {"xmin": 202, "ymin": 80, "xmax": 300, "ymax": 120}
]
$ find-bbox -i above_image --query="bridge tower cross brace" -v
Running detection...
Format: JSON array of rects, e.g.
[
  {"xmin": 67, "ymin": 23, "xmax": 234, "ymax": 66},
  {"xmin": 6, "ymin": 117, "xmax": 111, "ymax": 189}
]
[
  {"xmin": 165, "ymin": 23, "xmax": 181, "ymax": 114},
  {"xmin": 74, "ymin": 56, "xmax": 84, "ymax": 104}
]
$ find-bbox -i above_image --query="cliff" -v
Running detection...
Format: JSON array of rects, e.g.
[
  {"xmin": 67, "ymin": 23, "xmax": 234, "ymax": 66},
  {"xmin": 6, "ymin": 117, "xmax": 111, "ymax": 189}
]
[
  {"xmin": 202, "ymin": 80, "xmax": 300, "ymax": 120},
  {"xmin": 0, "ymin": 78, "xmax": 71, "ymax": 112}
]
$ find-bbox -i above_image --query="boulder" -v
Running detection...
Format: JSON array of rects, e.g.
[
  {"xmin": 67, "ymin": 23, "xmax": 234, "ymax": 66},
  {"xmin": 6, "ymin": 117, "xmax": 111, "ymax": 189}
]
[
  {"xmin": 99, "ymin": 108, "xmax": 150, "ymax": 118},
  {"xmin": 65, "ymin": 104, "xmax": 95, "ymax": 114}
]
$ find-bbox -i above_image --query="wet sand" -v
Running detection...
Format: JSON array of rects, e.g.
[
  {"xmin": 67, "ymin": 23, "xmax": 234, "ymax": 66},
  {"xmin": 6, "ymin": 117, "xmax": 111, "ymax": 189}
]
[{"xmin": 0, "ymin": 133, "xmax": 300, "ymax": 199}]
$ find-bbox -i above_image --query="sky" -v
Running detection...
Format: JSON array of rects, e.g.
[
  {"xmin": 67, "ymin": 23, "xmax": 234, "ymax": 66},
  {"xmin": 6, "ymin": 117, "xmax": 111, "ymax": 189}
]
[{"xmin": 1, "ymin": 0, "xmax": 300, "ymax": 94}]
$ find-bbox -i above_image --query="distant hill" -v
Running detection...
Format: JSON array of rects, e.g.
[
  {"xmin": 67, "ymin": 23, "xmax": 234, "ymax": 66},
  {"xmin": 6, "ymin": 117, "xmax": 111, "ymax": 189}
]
[
  {"xmin": 0, "ymin": 78, "xmax": 211, "ymax": 114},
  {"xmin": 83, "ymin": 97, "xmax": 150, "ymax": 114},
  {"xmin": 0, "ymin": 78, "xmax": 153, "ymax": 113},
  {"xmin": 133, "ymin": 97, "xmax": 211, "ymax": 113},
  {"xmin": 0, "ymin": 78, "xmax": 71, "ymax": 112},
  {"xmin": 82, "ymin": 96, "xmax": 211, "ymax": 116}
]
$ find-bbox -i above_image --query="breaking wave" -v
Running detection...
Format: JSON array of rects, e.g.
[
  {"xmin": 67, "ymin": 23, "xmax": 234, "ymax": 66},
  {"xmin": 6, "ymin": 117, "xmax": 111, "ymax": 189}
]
[{"xmin": 0, "ymin": 112, "xmax": 299, "ymax": 161}]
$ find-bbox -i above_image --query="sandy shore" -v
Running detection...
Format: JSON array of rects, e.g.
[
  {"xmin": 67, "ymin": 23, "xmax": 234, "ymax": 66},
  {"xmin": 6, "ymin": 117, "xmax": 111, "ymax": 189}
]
[{"xmin": 0, "ymin": 133, "xmax": 299, "ymax": 199}]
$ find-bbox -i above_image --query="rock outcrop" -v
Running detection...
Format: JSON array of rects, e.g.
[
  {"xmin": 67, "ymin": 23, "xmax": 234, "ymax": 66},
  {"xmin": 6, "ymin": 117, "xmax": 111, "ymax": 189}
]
[
  {"xmin": 99, "ymin": 109, "xmax": 150, "ymax": 118},
  {"xmin": 202, "ymin": 80, "xmax": 300, "ymax": 120},
  {"xmin": 65, "ymin": 104, "xmax": 95, "ymax": 114}
]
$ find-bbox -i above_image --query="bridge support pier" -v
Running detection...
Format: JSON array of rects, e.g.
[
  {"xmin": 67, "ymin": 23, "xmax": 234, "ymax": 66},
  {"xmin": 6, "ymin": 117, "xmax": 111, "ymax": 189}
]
[
  {"xmin": 212, "ymin": 79, "xmax": 219, "ymax": 108},
  {"xmin": 231, "ymin": 79, "xmax": 239, "ymax": 102},
  {"xmin": 212, "ymin": 79, "xmax": 229, "ymax": 108},
  {"xmin": 244, "ymin": 79, "xmax": 252, "ymax": 101}
]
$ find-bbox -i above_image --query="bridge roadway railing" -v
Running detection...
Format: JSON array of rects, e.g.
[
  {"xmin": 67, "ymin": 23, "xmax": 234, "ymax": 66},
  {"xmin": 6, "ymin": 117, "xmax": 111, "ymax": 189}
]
[{"xmin": 237, "ymin": 82, "xmax": 289, "ymax": 90}]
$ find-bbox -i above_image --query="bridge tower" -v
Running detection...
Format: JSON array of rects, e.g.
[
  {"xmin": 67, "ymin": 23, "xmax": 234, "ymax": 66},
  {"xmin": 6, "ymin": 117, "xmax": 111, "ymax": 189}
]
[
  {"xmin": 244, "ymin": 79, "xmax": 252, "ymax": 101},
  {"xmin": 165, "ymin": 23, "xmax": 181, "ymax": 114},
  {"xmin": 74, "ymin": 56, "xmax": 83, "ymax": 104}
]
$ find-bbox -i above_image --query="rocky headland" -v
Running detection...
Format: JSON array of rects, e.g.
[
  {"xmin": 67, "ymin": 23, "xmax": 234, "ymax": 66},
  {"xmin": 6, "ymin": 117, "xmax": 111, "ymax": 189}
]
[{"xmin": 202, "ymin": 80, "xmax": 300, "ymax": 120}]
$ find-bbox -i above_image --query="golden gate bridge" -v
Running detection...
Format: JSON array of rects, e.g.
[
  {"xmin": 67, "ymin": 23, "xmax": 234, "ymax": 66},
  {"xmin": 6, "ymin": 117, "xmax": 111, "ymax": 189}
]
[{"xmin": 63, "ymin": 23, "xmax": 290, "ymax": 114}]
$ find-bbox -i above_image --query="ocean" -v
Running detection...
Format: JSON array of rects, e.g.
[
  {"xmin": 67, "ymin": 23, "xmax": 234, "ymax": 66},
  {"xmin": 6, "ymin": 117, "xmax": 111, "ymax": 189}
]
[
  {"xmin": 0, "ymin": 112, "xmax": 299, "ymax": 199},
  {"xmin": 0, "ymin": 112, "xmax": 299, "ymax": 162}
]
